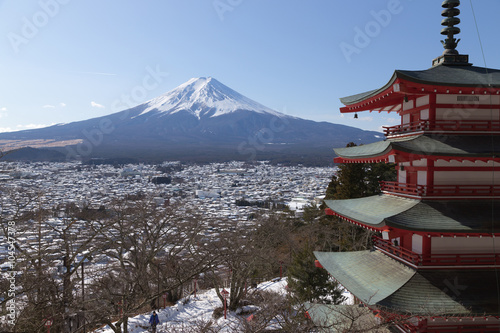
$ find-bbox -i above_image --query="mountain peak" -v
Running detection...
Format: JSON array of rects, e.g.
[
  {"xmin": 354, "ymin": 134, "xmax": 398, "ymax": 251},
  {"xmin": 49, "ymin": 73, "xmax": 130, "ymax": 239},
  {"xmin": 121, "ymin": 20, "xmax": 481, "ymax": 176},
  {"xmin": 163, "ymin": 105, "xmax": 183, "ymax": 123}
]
[{"xmin": 137, "ymin": 77, "xmax": 287, "ymax": 119}]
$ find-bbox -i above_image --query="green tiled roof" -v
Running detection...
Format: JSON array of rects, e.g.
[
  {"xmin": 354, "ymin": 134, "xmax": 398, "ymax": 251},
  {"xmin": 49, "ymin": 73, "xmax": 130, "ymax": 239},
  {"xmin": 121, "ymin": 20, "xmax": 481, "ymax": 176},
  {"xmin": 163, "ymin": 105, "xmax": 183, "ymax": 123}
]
[
  {"xmin": 314, "ymin": 250, "xmax": 500, "ymax": 316},
  {"xmin": 340, "ymin": 65, "xmax": 500, "ymax": 105},
  {"xmin": 379, "ymin": 269, "xmax": 500, "ymax": 316},
  {"xmin": 397, "ymin": 65, "xmax": 500, "ymax": 88},
  {"xmin": 324, "ymin": 194, "xmax": 500, "ymax": 233},
  {"xmin": 388, "ymin": 200, "xmax": 500, "ymax": 233},
  {"xmin": 334, "ymin": 135, "xmax": 500, "ymax": 159},
  {"xmin": 334, "ymin": 140, "xmax": 392, "ymax": 159},
  {"xmin": 305, "ymin": 303, "xmax": 387, "ymax": 333},
  {"xmin": 324, "ymin": 195, "xmax": 419, "ymax": 228},
  {"xmin": 314, "ymin": 250, "xmax": 415, "ymax": 304}
]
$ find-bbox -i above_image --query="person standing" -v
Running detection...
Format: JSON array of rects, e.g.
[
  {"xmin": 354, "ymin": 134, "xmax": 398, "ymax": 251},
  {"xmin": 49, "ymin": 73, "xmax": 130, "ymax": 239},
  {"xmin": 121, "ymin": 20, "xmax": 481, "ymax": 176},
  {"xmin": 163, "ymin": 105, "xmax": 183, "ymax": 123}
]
[{"xmin": 149, "ymin": 311, "xmax": 160, "ymax": 333}]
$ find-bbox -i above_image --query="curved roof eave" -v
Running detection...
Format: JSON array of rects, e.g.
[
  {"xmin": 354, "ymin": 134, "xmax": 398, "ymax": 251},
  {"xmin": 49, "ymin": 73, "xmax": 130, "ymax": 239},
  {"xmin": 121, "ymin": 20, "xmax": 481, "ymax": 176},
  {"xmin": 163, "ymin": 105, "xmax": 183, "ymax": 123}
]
[
  {"xmin": 339, "ymin": 72, "xmax": 398, "ymax": 106},
  {"xmin": 324, "ymin": 195, "xmax": 420, "ymax": 228},
  {"xmin": 334, "ymin": 135, "xmax": 500, "ymax": 160},
  {"xmin": 340, "ymin": 65, "xmax": 500, "ymax": 107},
  {"xmin": 325, "ymin": 195, "xmax": 500, "ymax": 233},
  {"xmin": 314, "ymin": 250, "xmax": 499, "ymax": 316}
]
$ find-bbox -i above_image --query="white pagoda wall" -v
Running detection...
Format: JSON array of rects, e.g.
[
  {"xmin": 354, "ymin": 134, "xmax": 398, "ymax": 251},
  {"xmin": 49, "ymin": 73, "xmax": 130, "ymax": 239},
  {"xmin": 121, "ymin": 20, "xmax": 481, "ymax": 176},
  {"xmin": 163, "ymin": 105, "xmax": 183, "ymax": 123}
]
[
  {"xmin": 435, "ymin": 108, "xmax": 500, "ymax": 121},
  {"xmin": 435, "ymin": 160, "xmax": 489, "ymax": 167},
  {"xmin": 436, "ymin": 94, "xmax": 500, "ymax": 105},
  {"xmin": 435, "ymin": 94, "xmax": 500, "ymax": 121},
  {"xmin": 434, "ymin": 171, "xmax": 500, "ymax": 185},
  {"xmin": 432, "ymin": 237, "xmax": 500, "ymax": 254},
  {"xmin": 433, "ymin": 160, "xmax": 500, "ymax": 185}
]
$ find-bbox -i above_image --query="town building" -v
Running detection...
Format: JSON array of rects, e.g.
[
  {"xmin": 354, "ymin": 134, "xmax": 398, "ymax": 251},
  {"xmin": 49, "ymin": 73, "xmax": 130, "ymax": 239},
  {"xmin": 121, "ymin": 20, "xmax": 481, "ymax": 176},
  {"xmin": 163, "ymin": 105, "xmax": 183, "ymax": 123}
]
[{"xmin": 312, "ymin": 1, "xmax": 500, "ymax": 331}]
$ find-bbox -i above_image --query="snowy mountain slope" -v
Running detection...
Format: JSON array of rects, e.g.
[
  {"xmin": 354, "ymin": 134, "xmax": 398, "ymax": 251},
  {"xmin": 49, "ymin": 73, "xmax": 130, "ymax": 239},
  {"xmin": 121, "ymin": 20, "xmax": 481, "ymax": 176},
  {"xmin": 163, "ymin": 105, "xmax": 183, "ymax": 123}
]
[
  {"xmin": 137, "ymin": 77, "xmax": 288, "ymax": 119},
  {"xmin": 0, "ymin": 77, "xmax": 382, "ymax": 164}
]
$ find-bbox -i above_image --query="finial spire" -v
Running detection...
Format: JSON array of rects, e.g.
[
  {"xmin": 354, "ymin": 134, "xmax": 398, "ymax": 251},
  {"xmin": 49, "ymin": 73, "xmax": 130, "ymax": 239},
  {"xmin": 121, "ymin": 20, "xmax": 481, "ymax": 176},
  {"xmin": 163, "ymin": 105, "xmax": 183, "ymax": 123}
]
[
  {"xmin": 440, "ymin": 0, "xmax": 461, "ymax": 54},
  {"xmin": 432, "ymin": 0, "xmax": 471, "ymax": 66}
]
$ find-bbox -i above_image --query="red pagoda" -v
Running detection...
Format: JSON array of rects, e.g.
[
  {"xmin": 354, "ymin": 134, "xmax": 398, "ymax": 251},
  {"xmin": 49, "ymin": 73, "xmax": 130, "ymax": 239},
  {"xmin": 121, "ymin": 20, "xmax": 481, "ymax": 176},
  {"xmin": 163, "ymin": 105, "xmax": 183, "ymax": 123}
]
[{"xmin": 311, "ymin": 1, "xmax": 500, "ymax": 332}]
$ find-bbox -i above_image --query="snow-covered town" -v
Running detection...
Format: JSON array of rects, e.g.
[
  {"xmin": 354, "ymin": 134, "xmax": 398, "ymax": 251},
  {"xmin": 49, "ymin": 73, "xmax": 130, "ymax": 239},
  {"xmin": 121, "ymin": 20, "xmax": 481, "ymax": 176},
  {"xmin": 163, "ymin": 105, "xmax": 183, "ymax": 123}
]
[
  {"xmin": 0, "ymin": 160, "xmax": 339, "ymax": 332},
  {"xmin": 0, "ymin": 160, "xmax": 332, "ymax": 219}
]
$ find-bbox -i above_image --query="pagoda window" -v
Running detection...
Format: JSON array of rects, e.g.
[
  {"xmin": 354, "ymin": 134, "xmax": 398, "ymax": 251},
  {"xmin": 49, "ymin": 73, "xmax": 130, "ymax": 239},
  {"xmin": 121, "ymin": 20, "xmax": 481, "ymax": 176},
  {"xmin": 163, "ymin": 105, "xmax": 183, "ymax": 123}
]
[
  {"xmin": 420, "ymin": 108, "xmax": 429, "ymax": 120},
  {"xmin": 411, "ymin": 234, "xmax": 423, "ymax": 254},
  {"xmin": 402, "ymin": 113, "xmax": 410, "ymax": 125},
  {"xmin": 431, "ymin": 237, "xmax": 500, "ymax": 254},
  {"xmin": 415, "ymin": 95, "xmax": 430, "ymax": 108},
  {"xmin": 417, "ymin": 171, "xmax": 427, "ymax": 186},
  {"xmin": 398, "ymin": 164, "xmax": 408, "ymax": 183},
  {"xmin": 403, "ymin": 99, "xmax": 414, "ymax": 111}
]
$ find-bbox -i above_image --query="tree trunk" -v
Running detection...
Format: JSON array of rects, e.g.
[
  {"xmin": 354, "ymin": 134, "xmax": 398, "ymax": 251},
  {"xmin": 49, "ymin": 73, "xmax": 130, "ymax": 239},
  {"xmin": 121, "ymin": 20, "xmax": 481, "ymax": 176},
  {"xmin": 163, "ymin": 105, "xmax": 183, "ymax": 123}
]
[{"xmin": 123, "ymin": 315, "xmax": 129, "ymax": 333}]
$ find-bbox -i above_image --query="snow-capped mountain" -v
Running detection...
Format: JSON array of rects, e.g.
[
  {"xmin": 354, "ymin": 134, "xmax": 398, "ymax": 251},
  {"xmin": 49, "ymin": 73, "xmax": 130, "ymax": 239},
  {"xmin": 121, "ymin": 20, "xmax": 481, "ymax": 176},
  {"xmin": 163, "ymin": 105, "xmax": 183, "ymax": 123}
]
[
  {"xmin": 0, "ymin": 77, "xmax": 381, "ymax": 164},
  {"xmin": 137, "ymin": 77, "xmax": 287, "ymax": 119}
]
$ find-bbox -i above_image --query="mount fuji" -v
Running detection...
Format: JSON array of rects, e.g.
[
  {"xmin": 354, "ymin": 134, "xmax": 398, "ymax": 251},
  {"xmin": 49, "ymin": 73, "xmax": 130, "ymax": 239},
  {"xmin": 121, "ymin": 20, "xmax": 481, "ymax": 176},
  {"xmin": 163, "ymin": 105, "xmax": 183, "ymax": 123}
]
[{"xmin": 0, "ymin": 77, "xmax": 382, "ymax": 164}]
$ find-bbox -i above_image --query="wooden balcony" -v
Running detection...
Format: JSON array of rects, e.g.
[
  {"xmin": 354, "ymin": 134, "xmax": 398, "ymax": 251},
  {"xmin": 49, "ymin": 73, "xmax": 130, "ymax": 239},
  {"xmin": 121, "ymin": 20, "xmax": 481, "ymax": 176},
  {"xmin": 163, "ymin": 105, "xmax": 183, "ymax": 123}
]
[
  {"xmin": 372, "ymin": 235, "xmax": 420, "ymax": 265},
  {"xmin": 383, "ymin": 120, "xmax": 500, "ymax": 136},
  {"xmin": 380, "ymin": 181, "xmax": 500, "ymax": 198},
  {"xmin": 373, "ymin": 236, "xmax": 500, "ymax": 268}
]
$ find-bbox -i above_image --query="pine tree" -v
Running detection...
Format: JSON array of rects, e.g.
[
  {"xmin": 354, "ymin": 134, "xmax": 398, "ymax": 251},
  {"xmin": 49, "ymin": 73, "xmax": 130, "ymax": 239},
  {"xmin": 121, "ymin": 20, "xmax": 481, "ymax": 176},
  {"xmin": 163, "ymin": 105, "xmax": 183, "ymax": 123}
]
[
  {"xmin": 325, "ymin": 143, "xmax": 396, "ymax": 200},
  {"xmin": 287, "ymin": 245, "xmax": 345, "ymax": 305}
]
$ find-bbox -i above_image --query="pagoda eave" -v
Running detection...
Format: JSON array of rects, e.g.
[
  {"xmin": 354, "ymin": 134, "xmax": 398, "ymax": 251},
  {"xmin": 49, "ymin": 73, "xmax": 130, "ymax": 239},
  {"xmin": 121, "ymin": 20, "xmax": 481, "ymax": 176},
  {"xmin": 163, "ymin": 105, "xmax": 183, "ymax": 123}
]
[
  {"xmin": 334, "ymin": 152, "xmax": 500, "ymax": 164},
  {"xmin": 340, "ymin": 65, "xmax": 500, "ymax": 114},
  {"xmin": 314, "ymin": 250, "xmax": 500, "ymax": 317},
  {"xmin": 334, "ymin": 135, "xmax": 500, "ymax": 164},
  {"xmin": 324, "ymin": 195, "xmax": 500, "ymax": 234}
]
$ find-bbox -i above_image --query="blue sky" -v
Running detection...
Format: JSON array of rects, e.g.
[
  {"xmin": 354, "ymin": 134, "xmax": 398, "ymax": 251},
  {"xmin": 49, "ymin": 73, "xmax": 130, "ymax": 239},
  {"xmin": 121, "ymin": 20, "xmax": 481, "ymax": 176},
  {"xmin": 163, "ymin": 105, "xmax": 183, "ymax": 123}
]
[{"xmin": 1, "ymin": 0, "xmax": 499, "ymax": 133}]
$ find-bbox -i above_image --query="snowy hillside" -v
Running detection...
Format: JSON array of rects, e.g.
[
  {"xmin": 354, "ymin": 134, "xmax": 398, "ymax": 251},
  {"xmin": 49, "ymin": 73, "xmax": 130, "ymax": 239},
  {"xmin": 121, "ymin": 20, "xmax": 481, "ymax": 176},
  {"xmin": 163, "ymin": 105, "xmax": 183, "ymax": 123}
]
[
  {"xmin": 94, "ymin": 278, "xmax": 289, "ymax": 333},
  {"xmin": 93, "ymin": 277, "xmax": 353, "ymax": 333}
]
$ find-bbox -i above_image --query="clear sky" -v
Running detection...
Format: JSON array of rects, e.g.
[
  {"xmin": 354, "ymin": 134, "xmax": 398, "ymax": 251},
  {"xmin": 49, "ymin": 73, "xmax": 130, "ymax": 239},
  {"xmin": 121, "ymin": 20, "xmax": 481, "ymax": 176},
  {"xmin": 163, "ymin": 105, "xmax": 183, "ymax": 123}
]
[{"xmin": 1, "ymin": 0, "xmax": 499, "ymax": 133}]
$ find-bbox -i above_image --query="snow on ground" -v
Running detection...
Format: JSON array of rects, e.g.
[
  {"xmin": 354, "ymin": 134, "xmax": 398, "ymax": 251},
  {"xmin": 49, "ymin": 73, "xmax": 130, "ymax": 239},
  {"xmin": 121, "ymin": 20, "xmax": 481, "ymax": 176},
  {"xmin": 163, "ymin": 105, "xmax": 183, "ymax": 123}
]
[{"xmin": 94, "ymin": 278, "xmax": 289, "ymax": 333}]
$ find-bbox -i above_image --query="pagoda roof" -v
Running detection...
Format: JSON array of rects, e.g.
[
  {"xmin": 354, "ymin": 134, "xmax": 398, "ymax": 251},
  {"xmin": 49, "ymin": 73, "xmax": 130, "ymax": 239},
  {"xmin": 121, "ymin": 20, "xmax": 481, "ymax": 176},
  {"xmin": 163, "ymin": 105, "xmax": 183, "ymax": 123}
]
[
  {"xmin": 395, "ymin": 65, "xmax": 500, "ymax": 88},
  {"xmin": 324, "ymin": 194, "xmax": 500, "ymax": 233},
  {"xmin": 334, "ymin": 134, "xmax": 500, "ymax": 163},
  {"xmin": 314, "ymin": 250, "xmax": 500, "ymax": 316},
  {"xmin": 340, "ymin": 64, "xmax": 500, "ymax": 107},
  {"xmin": 339, "ymin": 65, "xmax": 500, "ymax": 113},
  {"xmin": 305, "ymin": 303, "xmax": 380, "ymax": 332}
]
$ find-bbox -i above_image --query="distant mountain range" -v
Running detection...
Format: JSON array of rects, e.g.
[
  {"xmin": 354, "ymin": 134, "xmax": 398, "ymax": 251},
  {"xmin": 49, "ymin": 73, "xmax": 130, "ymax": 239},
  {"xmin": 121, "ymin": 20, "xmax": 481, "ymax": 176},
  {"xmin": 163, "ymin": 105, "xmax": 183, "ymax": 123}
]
[{"xmin": 0, "ymin": 77, "xmax": 382, "ymax": 165}]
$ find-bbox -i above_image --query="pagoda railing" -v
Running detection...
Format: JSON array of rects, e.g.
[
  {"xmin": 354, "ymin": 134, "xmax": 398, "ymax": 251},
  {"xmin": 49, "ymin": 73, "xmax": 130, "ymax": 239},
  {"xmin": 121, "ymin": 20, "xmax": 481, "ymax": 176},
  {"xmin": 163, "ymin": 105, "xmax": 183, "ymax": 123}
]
[
  {"xmin": 419, "ymin": 325, "xmax": 500, "ymax": 333},
  {"xmin": 372, "ymin": 235, "xmax": 420, "ymax": 265},
  {"xmin": 383, "ymin": 120, "xmax": 500, "ymax": 136},
  {"xmin": 380, "ymin": 181, "xmax": 500, "ymax": 197},
  {"xmin": 373, "ymin": 236, "xmax": 500, "ymax": 267}
]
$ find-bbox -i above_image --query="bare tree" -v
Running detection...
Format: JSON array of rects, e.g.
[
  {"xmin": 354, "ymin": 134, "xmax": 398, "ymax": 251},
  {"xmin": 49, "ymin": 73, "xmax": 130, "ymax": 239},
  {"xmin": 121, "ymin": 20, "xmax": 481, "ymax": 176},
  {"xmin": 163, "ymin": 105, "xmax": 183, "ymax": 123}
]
[
  {"xmin": 206, "ymin": 213, "xmax": 293, "ymax": 313},
  {"xmin": 0, "ymin": 189, "xmax": 111, "ymax": 333},
  {"xmin": 88, "ymin": 197, "xmax": 217, "ymax": 333}
]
